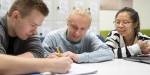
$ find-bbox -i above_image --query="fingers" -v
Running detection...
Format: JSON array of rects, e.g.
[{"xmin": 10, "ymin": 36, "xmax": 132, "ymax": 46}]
[
  {"xmin": 141, "ymin": 47, "xmax": 150, "ymax": 54},
  {"xmin": 48, "ymin": 52, "xmax": 63, "ymax": 58},
  {"xmin": 62, "ymin": 57, "xmax": 73, "ymax": 73},
  {"xmin": 62, "ymin": 51, "xmax": 79, "ymax": 62},
  {"xmin": 63, "ymin": 51, "xmax": 73, "ymax": 56},
  {"xmin": 145, "ymin": 46, "xmax": 150, "ymax": 54},
  {"xmin": 47, "ymin": 53, "xmax": 57, "ymax": 58},
  {"xmin": 65, "ymin": 57, "xmax": 73, "ymax": 64},
  {"xmin": 146, "ymin": 40, "xmax": 150, "ymax": 46},
  {"xmin": 48, "ymin": 51, "xmax": 79, "ymax": 62},
  {"xmin": 52, "ymin": 57, "xmax": 72, "ymax": 73},
  {"xmin": 138, "ymin": 40, "xmax": 150, "ymax": 54}
]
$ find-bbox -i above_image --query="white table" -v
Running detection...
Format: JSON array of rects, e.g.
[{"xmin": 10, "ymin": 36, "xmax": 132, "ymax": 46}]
[
  {"xmin": 39, "ymin": 59, "xmax": 150, "ymax": 75},
  {"xmin": 79, "ymin": 59, "xmax": 150, "ymax": 75}
]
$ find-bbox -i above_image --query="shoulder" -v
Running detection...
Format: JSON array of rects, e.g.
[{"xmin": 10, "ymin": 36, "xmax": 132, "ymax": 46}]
[
  {"xmin": 106, "ymin": 30, "xmax": 121, "ymax": 39},
  {"xmin": 85, "ymin": 31, "xmax": 98, "ymax": 38},
  {"xmin": 138, "ymin": 32, "xmax": 150, "ymax": 40},
  {"xmin": 46, "ymin": 29, "xmax": 64, "ymax": 36},
  {"xmin": 44, "ymin": 29, "xmax": 66, "ymax": 41},
  {"xmin": 107, "ymin": 30, "xmax": 120, "ymax": 37},
  {"xmin": 0, "ymin": 19, "xmax": 7, "ymax": 40},
  {"xmin": 84, "ymin": 31, "xmax": 103, "ymax": 42},
  {"xmin": 0, "ymin": 19, "xmax": 7, "ymax": 50}
]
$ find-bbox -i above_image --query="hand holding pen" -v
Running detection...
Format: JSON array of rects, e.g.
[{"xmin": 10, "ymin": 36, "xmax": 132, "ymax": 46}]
[
  {"xmin": 54, "ymin": 47, "xmax": 79, "ymax": 62},
  {"xmin": 46, "ymin": 46, "xmax": 79, "ymax": 62},
  {"xmin": 47, "ymin": 47, "xmax": 63, "ymax": 58},
  {"xmin": 63, "ymin": 51, "xmax": 79, "ymax": 63},
  {"xmin": 56, "ymin": 47, "xmax": 62, "ymax": 57}
]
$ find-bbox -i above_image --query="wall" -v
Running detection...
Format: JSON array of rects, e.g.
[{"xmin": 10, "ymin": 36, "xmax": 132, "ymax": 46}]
[
  {"xmin": 0, "ymin": 0, "xmax": 149, "ymax": 35},
  {"xmin": 99, "ymin": 0, "xmax": 150, "ymax": 31},
  {"xmin": 41, "ymin": 0, "xmax": 101, "ymax": 36},
  {"xmin": 0, "ymin": 0, "xmax": 100, "ymax": 36},
  {"xmin": 0, "ymin": 0, "xmax": 15, "ymax": 17}
]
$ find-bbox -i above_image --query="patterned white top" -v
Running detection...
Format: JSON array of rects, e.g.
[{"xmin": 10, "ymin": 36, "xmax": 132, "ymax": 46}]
[{"xmin": 106, "ymin": 30, "xmax": 150, "ymax": 58}]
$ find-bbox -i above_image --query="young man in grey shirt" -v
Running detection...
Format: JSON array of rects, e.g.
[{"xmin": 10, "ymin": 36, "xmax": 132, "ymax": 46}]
[
  {"xmin": 0, "ymin": 0, "xmax": 49, "ymax": 58},
  {"xmin": 0, "ymin": 0, "xmax": 73, "ymax": 74},
  {"xmin": 43, "ymin": 8, "xmax": 114, "ymax": 63}
]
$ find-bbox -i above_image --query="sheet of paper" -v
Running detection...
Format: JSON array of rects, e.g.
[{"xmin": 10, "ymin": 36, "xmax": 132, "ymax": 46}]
[{"xmin": 56, "ymin": 63, "xmax": 98, "ymax": 75}]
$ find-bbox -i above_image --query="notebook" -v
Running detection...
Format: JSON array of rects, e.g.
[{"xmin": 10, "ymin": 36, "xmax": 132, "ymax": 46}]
[{"xmin": 124, "ymin": 54, "xmax": 150, "ymax": 64}]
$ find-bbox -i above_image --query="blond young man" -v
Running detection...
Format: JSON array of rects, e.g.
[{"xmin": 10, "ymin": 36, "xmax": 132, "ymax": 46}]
[{"xmin": 43, "ymin": 8, "xmax": 113, "ymax": 63}]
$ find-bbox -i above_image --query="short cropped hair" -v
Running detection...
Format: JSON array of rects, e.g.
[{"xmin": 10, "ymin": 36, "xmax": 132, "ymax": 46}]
[{"xmin": 8, "ymin": 0, "xmax": 49, "ymax": 17}]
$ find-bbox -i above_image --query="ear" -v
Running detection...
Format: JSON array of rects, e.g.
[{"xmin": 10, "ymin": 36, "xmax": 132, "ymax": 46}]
[
  {"xmin": 133, "ymin": 22, "xmax": 138, "ymax": 28},
  {"xmin": 11, "ymin": 10, "xmax": 21, "ymax": 20}
]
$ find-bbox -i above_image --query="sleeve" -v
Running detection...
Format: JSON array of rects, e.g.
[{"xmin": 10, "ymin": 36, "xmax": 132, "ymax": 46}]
[
  {"xmin": 0, "ymin": 42, "xmax": 6, "ymax": 54},
  {"xmin": 42, "ymin": 32, "xmax": 57, "ymax": 56},
  {"xmin": 78, "ymin": 32, "xmax": 114, "ymax": 63},
  {"xmin": 22, "ymin": 35, "xmax": 46, "ymax": 58},
  {"xmin": 0, "ymin": 32, "xmax": 6, "ymax": 54},
  {"xmin": 105, "ymin": 31, "xmax": 141, "ymax": 58}
]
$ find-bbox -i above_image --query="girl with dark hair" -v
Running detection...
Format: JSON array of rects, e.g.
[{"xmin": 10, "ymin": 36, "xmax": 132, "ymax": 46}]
[{"xmin": 106, "ymin": 7, "xmax": 150, "ymax": 58}]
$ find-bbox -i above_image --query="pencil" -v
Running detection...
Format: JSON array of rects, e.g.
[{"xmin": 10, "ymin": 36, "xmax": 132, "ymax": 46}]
[{"xmin": 56, "ymin": 47, "xmax": 62, "ymax": 57}]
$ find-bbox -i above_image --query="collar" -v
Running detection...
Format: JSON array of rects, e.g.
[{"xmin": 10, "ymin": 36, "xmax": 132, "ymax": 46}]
[{"xmin": 65, "ymin": 30, "xmax": 81, "ymax": 44}]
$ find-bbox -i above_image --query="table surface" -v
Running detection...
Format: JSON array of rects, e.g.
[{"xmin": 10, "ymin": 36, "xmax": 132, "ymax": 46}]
[
  {"xmin": 79, "ymin": 59, "xmax": 150, "ymax": 75},
  {"xmin": 38, "ymin": 59, "xmax": 150, "ymax": 75}
]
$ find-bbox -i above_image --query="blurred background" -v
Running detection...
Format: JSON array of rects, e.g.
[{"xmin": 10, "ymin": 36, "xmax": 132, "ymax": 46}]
[{"xmin": 0, "ymin": 0, "xmax": 149, "ymax": 38}]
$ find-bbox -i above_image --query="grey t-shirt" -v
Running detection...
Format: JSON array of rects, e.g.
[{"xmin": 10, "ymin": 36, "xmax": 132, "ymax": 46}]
[{"xmin": 0, "ymin": 16, "xmax": 45, "ymax": 58}]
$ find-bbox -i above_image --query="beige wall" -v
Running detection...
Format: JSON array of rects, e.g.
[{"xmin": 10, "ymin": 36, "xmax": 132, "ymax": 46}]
[{"xmin": 99, "ymin": 0, "xmax": 150, "ymax": 31}]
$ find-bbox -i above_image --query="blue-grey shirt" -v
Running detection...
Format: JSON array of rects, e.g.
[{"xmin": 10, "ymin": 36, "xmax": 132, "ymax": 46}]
[{"xmin": 42, "ymin": 29, "xmax": 113, "ymax": 63}]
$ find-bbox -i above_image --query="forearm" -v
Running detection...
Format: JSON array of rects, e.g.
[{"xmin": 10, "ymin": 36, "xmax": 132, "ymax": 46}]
[
  {"xmin": 0, "ymin": 54, "xmax": 52, "ymax": 75},
  {"xmin": 18, "ymin": 52, "xmax": 34, "ymax": 58},
  {"xmin": 78, "ymin": 48, "xmax": 114, "ymax": 63},
  {"xmin": 18, "ymin": 49, "xmax": 45, "ymax": 58},
  {"xmin": 113, "ymin": 44, "xmax": 141, "ymax": 58}
]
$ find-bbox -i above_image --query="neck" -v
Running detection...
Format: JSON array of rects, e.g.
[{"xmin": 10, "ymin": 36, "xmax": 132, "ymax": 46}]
[
  {"xmin": 124, "ymin": 34, "xmax": 136, "ymax": 45},
  {"xmin": 66, "ymin": 30, "xmax": 81, "ymax": 44},
  {"xmin": 7, "ymin": 16, "xmax": 16, "ymax": 37}
]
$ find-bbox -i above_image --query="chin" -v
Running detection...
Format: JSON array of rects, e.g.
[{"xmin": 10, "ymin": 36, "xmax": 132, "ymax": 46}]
[
  {"xmin": 118, "ymin": 32, "xmax": 124, "ymax": 35},
  {"xmin": 121, "ymin": 34, "xmax": 127, "ymax": 37},
  {"xmin": 73, "ymin": 40, "xmax": 79, "ymax": 42},
  {"xmin": 22, "ymin": 38, "xmax": 27, "ymax": 40},
  {"xmin": 73, "ymin": 38, "xmax": 81, "ymax": 42},
  {"xmin": 21, "ymin": 36, "xmax": 28, "ymax": 40}
]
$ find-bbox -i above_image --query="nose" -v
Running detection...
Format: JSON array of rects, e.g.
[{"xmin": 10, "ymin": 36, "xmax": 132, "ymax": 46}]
[
  {"xmin": 33, "ymin": 30, "xmax": 37, "ymax": 35},
  {"xmin": 75, "ymin": 30, "xmax": 80, "ymax": 36},
  {"xmin": 32, "ymin": 27, "xmax": 37, "ymax": 35},
  {"xmin": 117, "ymin": 22, "xmax": 124, "ymax": 28}
]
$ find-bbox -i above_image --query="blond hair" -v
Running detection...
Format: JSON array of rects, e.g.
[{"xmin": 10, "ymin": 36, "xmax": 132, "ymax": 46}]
[{"xmin": 67, "ymin": 8, "xmax": 92, "ymax": 25}]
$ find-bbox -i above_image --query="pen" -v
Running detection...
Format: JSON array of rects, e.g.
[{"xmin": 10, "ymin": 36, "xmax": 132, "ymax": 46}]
[{"xmin": 56, "ymin": 47, "xmax": 62, "ymax": 57}]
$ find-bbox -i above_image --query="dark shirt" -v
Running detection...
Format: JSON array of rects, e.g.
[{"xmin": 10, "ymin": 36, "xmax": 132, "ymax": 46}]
[{"xmin": 7, "ymin": 36, "xmax": 16, "ymax": 55}]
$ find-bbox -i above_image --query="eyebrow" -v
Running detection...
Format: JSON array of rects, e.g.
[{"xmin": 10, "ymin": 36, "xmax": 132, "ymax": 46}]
[{"xmin": 33, "ymin": 23, "xmax": 41, "ymax": 26}]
